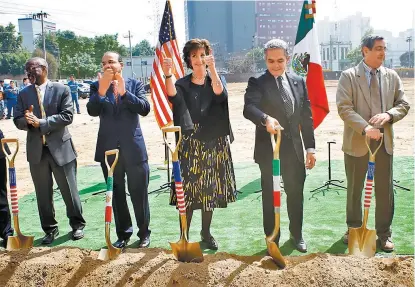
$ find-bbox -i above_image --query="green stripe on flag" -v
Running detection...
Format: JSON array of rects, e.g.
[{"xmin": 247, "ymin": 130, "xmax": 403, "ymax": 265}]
[
  {"xmin": 294, "ymin": 0, "xmax": 314, "ymax": 45},
  {"xmin": 272, "ymin": 159, "xmax": 280, "ymax": 176}
]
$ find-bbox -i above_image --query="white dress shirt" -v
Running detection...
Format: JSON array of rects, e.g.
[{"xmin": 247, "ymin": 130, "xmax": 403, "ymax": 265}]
[
  {"xmin": 275, "ymin": 72, "xmax": 315, "ymax": 154},
  {"xmin": 36, "ymin": 80, "xmax": 49, "ymax": 103},
  {"xmin": 274, "ymin": 72, "xmax": 295, "ymax": 113}
]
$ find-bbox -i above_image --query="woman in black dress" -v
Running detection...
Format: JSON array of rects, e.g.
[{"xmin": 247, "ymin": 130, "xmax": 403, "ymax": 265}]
[{"xmin": 162, "ymin": 38, "xmax": 236, "ymax": 250}]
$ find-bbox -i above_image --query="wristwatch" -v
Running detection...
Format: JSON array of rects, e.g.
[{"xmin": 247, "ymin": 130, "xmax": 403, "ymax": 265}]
[
  {"xmin": 261, "ymin": 114, "xmax": 269, "ymax": 126},
  {"xmin": 163, "ymin": 74, "xmax": 172, "ymax": 79}
]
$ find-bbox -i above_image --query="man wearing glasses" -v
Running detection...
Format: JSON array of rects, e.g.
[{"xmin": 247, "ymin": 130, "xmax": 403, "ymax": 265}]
[{"xmin": 14, "ymin": 57, "xmax": 86, "ymax": 245}]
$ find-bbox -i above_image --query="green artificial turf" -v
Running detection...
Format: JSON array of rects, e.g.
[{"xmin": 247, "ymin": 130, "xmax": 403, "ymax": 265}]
[{"xmin": 14, "ymin": 157, "xmax": 413, "ymax": 256}]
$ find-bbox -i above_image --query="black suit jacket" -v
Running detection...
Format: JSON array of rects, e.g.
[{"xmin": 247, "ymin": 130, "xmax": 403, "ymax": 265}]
[
  {"xmin": 243, "ymin": 70, "xmax": 315, "ymax": 164},
  {"xmin": 169, "ymin": 74, "xmax": 234, "ymax": 143},
  {"xmin": 14, "ymin": 82, "xmax": 77, "ymax": 166},
  {"xmin": 87, "ymin": 78, "xmax": 150, "ymax": 166}
]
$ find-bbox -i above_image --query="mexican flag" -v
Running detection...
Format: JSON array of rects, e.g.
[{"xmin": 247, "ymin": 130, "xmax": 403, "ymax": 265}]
[{"xmin": 289, "ymin": 0, "xmax": 329, "ymax": 129}]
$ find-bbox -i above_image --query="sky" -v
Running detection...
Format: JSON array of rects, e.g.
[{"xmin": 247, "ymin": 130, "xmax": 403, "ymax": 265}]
[{"xmin": 0, "ymin": 0, "xmax": 414, "ymax": 48}]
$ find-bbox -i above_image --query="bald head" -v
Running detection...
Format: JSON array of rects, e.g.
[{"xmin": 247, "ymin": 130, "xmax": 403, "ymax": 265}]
[{"xmin": 101, "ymin": 51, "xmax": 123, "ymax": 74}]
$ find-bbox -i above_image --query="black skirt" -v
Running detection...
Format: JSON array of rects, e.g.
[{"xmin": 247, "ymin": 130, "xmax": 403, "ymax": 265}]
[{"xmin": 170, "ymin": 123, "xmax": 237, "ymax": 211}]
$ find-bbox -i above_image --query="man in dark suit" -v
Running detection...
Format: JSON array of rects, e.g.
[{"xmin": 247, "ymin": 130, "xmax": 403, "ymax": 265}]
[
  {"xmin": 243, "ymin": 39, "xmax": 316, "ymax": 252},
  {"xmin": 14, "ymin": 57, "xmax": 86, "ymax": 245},
  {"xmin": 0, "ymin": 128, "xmax": 13, "ymax": 248},
  {"xmin": 87, "ymin": 51, "xmax": 151, "ymax": 249}
]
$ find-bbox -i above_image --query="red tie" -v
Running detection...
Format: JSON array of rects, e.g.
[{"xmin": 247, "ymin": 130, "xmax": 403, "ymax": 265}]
[{"xmin": 113, "ymin": 81, "xmax": 119, "ymax": 104}]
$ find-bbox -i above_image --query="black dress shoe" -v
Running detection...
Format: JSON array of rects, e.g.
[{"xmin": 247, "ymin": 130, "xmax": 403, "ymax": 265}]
[
  {"xmin": 201, "ymin": 231, "xmax": 218, "ymax": 250},
  {"xmin": 42, "ymin": 229, "xmax": 59, "ymax": 245},
  {"xmin": 72, "ymin": 229, "xmax": 84, "ymax": 241},
  {"xmin": 290, "ymin": 235, "xmax": 307, "ymax": 253},
  {"xmin": 138, "ymin": 235, "xmax": 150, "ymax": 248},
  {"xmin": 113, "ymin": 238, "xmax": 129, "ymax": 249}
]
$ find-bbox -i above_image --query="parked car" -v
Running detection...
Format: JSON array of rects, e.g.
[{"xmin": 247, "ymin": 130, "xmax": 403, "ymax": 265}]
[
  {"xmin": 78, "ymin": 83, "xmax": 90, "ymax": 99},
  {"xmin": 144, "ymin": 83, "xmax": 151, "ymax": 93},
  {"xmin": 64, "ymin": 83, "xmax": 90, "ymax": 99}
]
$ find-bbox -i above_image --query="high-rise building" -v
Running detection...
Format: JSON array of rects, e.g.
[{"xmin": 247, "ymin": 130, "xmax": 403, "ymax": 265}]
[
  {"xmin": 185, "ymin": 0, "xmax": 303, "ymax": 57},
  {"xmin": 18, "ymin": 17, "xmax": 56, "ymax": 52},
  {"xmin": 186, "ymin": 0, "xmax": 256, "ymax": 58},
  {"xmin": 317, "ymin": 12, "xmax": 371, "ymax": 49},
  {"xmin": 255, "ymin": 0, "xmax": 302, "ymax": 47}
]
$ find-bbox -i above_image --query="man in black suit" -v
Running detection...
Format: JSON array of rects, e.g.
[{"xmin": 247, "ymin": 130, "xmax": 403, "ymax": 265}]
[
  {"xmin": 0, "ymin": 128, "xmax": 12, "ymax": 248},
  {"xmin": 87, "ymin": 51, "xmax": 151, "ymax": 249},
  {"xmin": 243, "ymin": 39, "xmax": 316, "ymax": 252},
  {"xmin": 14, "ymin": 57, "xmax": 86, "ymax": 244}
]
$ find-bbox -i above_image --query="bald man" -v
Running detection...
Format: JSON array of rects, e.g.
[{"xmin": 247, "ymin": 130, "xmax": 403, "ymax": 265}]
[{"xmin": 14, "ymin": 57, "xmax": 86, "ymax": 245}]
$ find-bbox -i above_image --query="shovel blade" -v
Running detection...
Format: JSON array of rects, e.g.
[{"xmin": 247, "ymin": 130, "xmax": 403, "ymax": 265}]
[
  {"xmin": 6, "ymin": 234, "xmax": 34, "ymax": 251},
  {"xmin": 170, "ymin": 239, "xmax": 203, "ymax": 263},
  {"xmin": 348, "ymin": 227, "xmax": 376, "ymax": 257},
  {"xmin": 265, "ymin": 239, "xmax": 286, "ymax": 268},
  {"xmin": 98, "ymin": 245, "xmax": 122, "ymax": 261}
]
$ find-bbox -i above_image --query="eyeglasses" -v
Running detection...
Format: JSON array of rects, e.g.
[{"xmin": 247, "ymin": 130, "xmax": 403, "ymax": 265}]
[{"xmin": 25, "ymin": 65, "xmax": 45, "ymax": 73}]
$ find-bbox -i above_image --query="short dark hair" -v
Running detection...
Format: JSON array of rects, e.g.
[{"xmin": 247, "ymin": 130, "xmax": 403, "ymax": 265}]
[
  {"xmin": 23, "ymin": 77, "xmax": 28, "ymax": 81},
  {"xmin": 360, "ymin": 35, "xmax": 385, "ymax": 57},
  {"xmin": 182, "ymin": 38, "xmax": 211, "ymax": 69},
  {"xmin": 103, "ymin": 51, "xmax": 123, "ymax": 63}
]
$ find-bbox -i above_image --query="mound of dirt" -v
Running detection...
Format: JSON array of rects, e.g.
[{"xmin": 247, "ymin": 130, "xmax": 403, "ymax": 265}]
[{"xmin": 0, "ymin": 247, "xmax": 412, "ymax": 286}]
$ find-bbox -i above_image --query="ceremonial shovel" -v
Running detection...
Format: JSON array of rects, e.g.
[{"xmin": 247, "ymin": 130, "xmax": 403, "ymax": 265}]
[
  {"xmin": 348, "ymin": 135, "xmax": 383, "ymax": 257},
  {"xmin": 1, "ymin": 138, "xmax": 34, "ymax": 250},
  {"xmin": 98, "ymin": 149, "xmax": 122, "ymax": 260},
  {"xmin": 265, "ymin": 129, "xmax": 286, "ymax": 268},
  {"xmin": 161, "ymin": 126, "xmax": 203, "ymax": 263}
]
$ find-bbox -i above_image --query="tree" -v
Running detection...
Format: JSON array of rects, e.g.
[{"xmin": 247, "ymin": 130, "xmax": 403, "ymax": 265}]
[
  {"xmin": 35, "ymin": 32, "xmax": 60, "ymax": 58},
  {"xmin": 0, "ymin": 23, "xmax": 23, "ymax": 52},
  {"xmin": 399, "ymin": 51, "xmax": 414, "ymax": 67},
  {"xmin": 32, "ymin": 49, "xmax": 58, "ymax": 79},
  {"xmin": 346, "ymin": 28, "xmax": 374, "ymax": 66},
  {"xmin": 93, "ymin": 34, "xmax": 128, "ymax": 64},
  {"xmin": 0, "ymin": 50, "xmax": 31, "ymax": 76},
  {"xmin": 132, "ymin": 40, "xmax": 155, "ymax": 56},
  {"xmin": 226, "ymin": 56, "xmax": 252, "ymax": 73},
  {"xmin": 0, "ymin": 23, "xmax": 29, "ymax": 76},
  {"xmin": 246, "ymin": 47, "xmax": 265, "ymax": 72},
  {"xmin": 60, "ymin": 53, "xmax": 100, "ymax": 78}
]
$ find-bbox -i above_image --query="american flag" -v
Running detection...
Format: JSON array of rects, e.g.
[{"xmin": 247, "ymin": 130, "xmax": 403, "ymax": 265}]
[{"xmin": 150, "ymin": 0, "xmax": 184, "ymax": 128}]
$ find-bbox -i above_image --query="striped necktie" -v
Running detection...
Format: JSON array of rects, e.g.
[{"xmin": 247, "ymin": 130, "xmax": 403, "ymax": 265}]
[
  {"xmin": 277, "ymin": 76, "xmax": 294, "ymax": 118},
  {"xmin": 35, "ymin": 86, "xmax": 46, "ymax": 145},
  {"xmin": 113, "ymin": 81, "xmax": 119, "ymax": 104}
]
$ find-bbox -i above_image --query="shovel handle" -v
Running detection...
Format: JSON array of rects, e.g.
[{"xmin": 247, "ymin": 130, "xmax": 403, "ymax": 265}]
[
  {"xmin": 1, "ymin": 138, "xmax": 18, "ymax": 168},
  {"xmin": 104, "ymin": 150, "xmax": 118, "ymax": 224},
  {"xmin": 161, "ymin": 126, "xmax": 182, "ymax": 162},
  {"xmin": 270, "ymin": 130, "xmax": 282, "ymax": 160},
  {"xmin": 364, "ymin": 162, "xmax": 375, "ymax": 209},
  {"xmin": 105, "ymin": 149, "xmax": 119, "ymax": 177},
  {"xmin": 270, "ymin": 131, "xmax": 282, "ymax": 210},
  {"xmin": 365, "ymin": 134, "xmax": 383, "ymax": 162},
  {"xmin": 272, "ymin": 159, "xmax": 281, "ymax": 210},
  {"xmin": 8, "ymin": 168, "xmax": 18, "ymax": 215},
  {"xmin": 105, "ymin": 176, "xmax": 114, "ymax": 223},
  {"xmin": 173, "ymin": 160, "xmax": 186, "ymax": 216}
]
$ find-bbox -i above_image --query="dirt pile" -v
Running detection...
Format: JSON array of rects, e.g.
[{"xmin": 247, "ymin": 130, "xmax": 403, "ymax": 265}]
[{"xmin": 0, "ymin": 247, "xmax": 412, "ymax": 286}]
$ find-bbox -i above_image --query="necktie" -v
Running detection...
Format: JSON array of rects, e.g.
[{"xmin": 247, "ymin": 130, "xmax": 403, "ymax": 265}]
[
  {"xmin": 113, "ymin": 81, "xmax": 119, "ymax": 104},
  {"xmin": 35, "ymin": 86, "xmax": 46, "ymax": 145},
  {"xmin": 277, "ymin": 76, "xmax": 294, "ymax": 118},
  {"xmin": 369, "ymin": 69, "xmax": 382, "ymax": 123}
]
